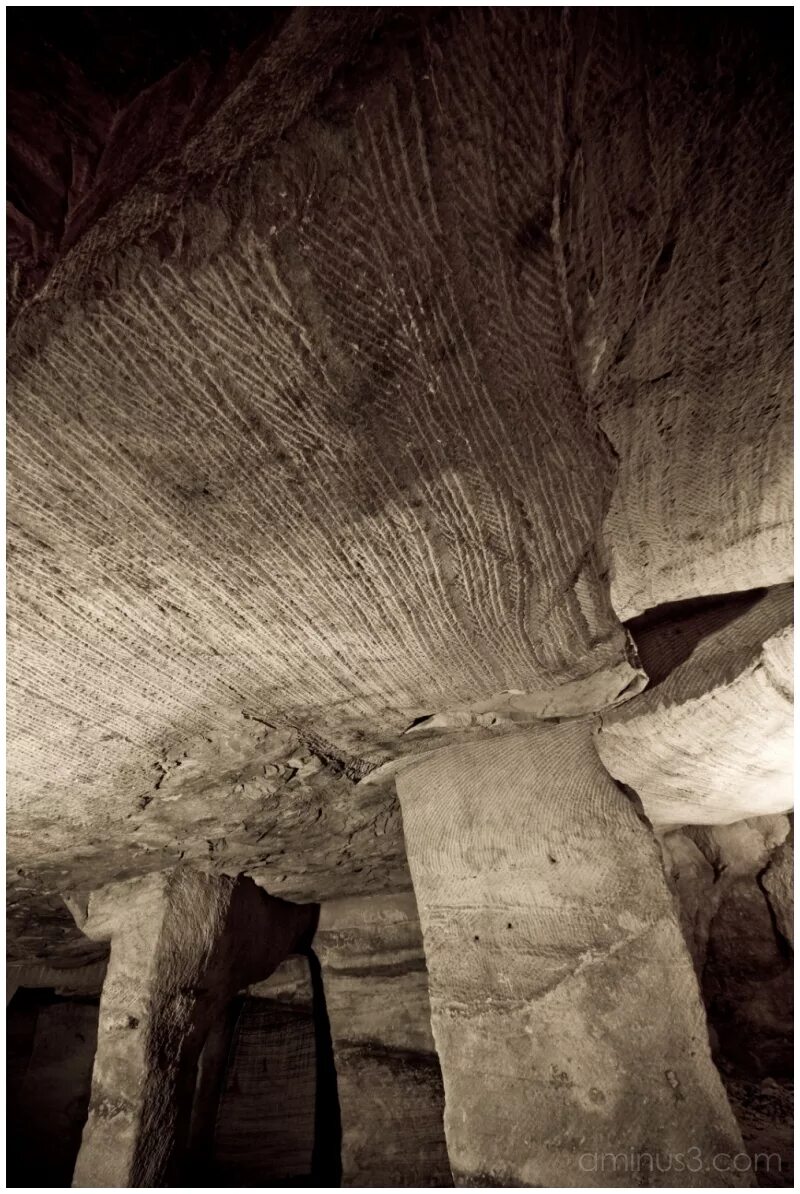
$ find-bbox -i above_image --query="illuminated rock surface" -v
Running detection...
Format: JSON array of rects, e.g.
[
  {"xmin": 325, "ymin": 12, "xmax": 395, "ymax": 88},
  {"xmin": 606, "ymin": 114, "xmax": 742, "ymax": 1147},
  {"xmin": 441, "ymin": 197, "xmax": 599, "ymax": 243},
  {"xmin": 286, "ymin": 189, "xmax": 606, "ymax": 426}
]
[{"xmin": 4, "ymin": 9, "xmax": 793, "ymax": 1191}]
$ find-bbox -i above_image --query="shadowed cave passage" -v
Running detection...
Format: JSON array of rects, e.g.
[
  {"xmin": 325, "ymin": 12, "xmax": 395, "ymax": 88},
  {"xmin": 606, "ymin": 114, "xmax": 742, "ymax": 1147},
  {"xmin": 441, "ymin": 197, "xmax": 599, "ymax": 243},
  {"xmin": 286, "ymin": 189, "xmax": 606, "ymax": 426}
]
[
  {"xmin": 187, "ymin": 952, "xmax": 342, "ymax": 1188},
  {"xmin": 7, "ymin": 987, "xmax": 99, "ymax": 1188},
  {"xmin": 7, "ymin": 956, "xmax": 342, "ymax": 1189}
]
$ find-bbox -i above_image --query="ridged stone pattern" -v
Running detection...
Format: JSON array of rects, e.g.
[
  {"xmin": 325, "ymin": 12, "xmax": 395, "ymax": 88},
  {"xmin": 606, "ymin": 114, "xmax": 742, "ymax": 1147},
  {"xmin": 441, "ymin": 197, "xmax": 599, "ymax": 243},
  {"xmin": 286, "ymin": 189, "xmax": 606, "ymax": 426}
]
[
  {"xmin": 314, "ymin": 892, "xmax": 452, "ymax": 1187},
  {"xmin": 211, "ymin": 998, "xmax": 318, "ymax": 1185},
  {"xmin": 71, "ymin": 867, "xmax": 316, "ymax": 1188},
  {"xmin": 396, "ymin": 722, "xmax": 750, "ymax": 1188},
  {"xmin": 595, "ymin": 585, "xmax": 793, "ymax": 827},
  {"xmin": 566, "ymin": 11, "xmax": 792, "ymax": 618},
  {"xmin": 7, "ymin": 11, "xmax": 791, "ymax": 912}
]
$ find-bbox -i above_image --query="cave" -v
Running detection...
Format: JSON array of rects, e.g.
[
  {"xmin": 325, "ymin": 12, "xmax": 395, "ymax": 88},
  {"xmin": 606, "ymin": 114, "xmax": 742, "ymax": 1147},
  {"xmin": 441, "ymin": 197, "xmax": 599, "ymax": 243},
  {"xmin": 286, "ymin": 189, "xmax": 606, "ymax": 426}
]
[
  {"xmin": 7, "ymin": 951, "xmax": 342, "ymax": 1189},
  {"xmin": 5, "ymin": 6, "xmax": 794, "ymax": 1190}
]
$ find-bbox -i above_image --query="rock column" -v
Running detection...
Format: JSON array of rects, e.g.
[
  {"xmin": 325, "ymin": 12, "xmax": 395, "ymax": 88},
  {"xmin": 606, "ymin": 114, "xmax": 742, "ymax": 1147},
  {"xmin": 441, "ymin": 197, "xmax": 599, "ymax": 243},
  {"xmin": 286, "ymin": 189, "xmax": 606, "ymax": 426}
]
[
  {"xmin": 314, "ymin": 892, "xmax": 452, "ymax": 1187},
  {"xmin": 70, "ymin": 867, "xmax": 316, "ymax": 1188},
  {"xmin": 396, "ymin": 722, "xmax": 750, "ymax": 1187}
]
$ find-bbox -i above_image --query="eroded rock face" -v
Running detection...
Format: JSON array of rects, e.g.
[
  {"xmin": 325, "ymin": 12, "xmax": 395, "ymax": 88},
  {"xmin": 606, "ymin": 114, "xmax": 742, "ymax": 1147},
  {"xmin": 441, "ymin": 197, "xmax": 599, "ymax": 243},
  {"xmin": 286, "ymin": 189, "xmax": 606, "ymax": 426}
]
[
  {"xmin": 397, "ymin": 723, "xmax": 749, "ymax": 1188},
  {"xmin": 4, "ymin": 13, "xmax": 794, "ymax": 1186},
  {"xmin": 6, "ymin": 11, "xmax": 792, "ymax": 953},
  {"xmin": 596, "ymin": 586, "xmax": 793, "ymax": 827},
  {"xmin": 572, "ymin": 11, "xmax": 792, "ymax": 618},
  {"xmin": 660, "ymin": 816, "xmax": 790, "ymax": 976},
  {"xmin": 7, "ymin": 713, "xmax": 409, "ymax": 964},
  {"xmin": 314, "ymin": 893, "xmax": 451, "ymax": 1187},
  {"xmin": 71, "ymin": 867, "xmax": 316, "ymax": 1188},
  {"xmin": 763, "ymin": 833, "xmax": 794, "ymax": 949},
  {"xmin": 193, "ymin": 992, "xmax": 322, "ymax": 1186},
  {"xmin": 661, "ymin": 816, "xmax": 793, "ymax": 1186}
]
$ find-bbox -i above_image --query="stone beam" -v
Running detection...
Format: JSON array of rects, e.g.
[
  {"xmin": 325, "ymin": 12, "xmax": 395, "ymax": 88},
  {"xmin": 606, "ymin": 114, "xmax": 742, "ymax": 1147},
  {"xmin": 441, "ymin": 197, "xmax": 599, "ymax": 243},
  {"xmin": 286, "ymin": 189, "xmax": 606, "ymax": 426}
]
[
  {"xmin": 595, "ymin": 585, "xmax": 793, "ymax": 827},
  {"xmin": 396, "ymin": 723, "xmax": 749, "ymax": 1187},
  {"xmin": 70, "ymin": 867, "xmax": 316, "ymax": 1188},
  {"xmin": 313, "ymin": 892, "xmax": 451, "ymax": 1187}
]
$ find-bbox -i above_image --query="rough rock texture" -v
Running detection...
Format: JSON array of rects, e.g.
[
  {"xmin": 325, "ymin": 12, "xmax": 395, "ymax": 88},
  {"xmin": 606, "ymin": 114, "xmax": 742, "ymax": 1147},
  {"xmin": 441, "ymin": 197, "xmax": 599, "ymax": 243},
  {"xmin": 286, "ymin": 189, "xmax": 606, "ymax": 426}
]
[
  {"xmin": 186, "ymin": 955, "xmax": 340, "ymax": 1186},
  {"xmin": 314, "ymin": 892, "xmax": 451, "ymax": 1187},
  {"xmin": 661, "ymin": 816, "xmax": 793, "ymax": 1187},
  {"xmin": 574, "ymin": 12, "xmax": 793, "ymax": 618},
  {"xmin": 7, "ymin": 713, "xmax": 410, "ymax": 965},
  {"xmin": 7, "ymin": 10, "xmax": 292, "ymax": 317},
  {"xmin": 722, "ymin": 1078, "xmax": 793, "ymax": 1190},
  {"xmin": 704, "ymin": 864, "xmax": 792, "ymax": 1084},
  {"xmin": 6, "ymin": 10, "xmax": 792, "ymax": 954},
  {"xmin": 705, "ymin": 871, "xmax": 794, "ymax": 1191},
  {"xmin": 247, "ymin": 954, "xmax": 343, "ymax": 1185},
  {"xmin": 6, "ymin": 958, "xmax": 108, "ymax": 1007},
  {"xmin": 397, "ymin": 722, "xmax": 749, "ymax": 1187},
  {"xmin": 659, "ymin": 829, "xmax": 719, "ymax": 975},
  {"xmin": 688, "ymin": 821, "xmax": 794, "ymax": 1085},
  {"xmin": 763, "ymin": 833, "xmax": 794, "ymax": 948},
  {"xmin": 204, "ymin": 996, "xmax": 319, "ymax": 1185},
  {"xmin": 660, "ymin": 816, "xmax": 790, "ymax": 977},
  {"xmin": 4, "ymin": 12, "xmax": 795, "ymax": 1183},
  {"xmin": 595, "ymin": 586, "xmax": 793, "ymax": 826},
  {"xmin": 71, "ymin": 867, "xmax": 316, "ymax": 1188}
]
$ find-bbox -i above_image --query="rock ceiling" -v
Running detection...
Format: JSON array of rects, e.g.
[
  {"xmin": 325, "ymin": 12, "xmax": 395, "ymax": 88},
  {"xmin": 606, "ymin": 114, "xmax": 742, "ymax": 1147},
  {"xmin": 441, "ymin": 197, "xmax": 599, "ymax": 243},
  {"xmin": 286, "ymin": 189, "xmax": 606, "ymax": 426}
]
[{"xmin": 6, "ymin": 9, "xmax": 793, "ymax": 960}]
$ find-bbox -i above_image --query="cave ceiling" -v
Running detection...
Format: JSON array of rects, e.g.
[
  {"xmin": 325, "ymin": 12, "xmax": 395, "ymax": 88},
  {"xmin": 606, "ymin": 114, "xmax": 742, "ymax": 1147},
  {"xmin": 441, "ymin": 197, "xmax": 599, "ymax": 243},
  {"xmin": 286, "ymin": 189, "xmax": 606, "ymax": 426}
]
[{"xmin": 5, "ymin": 8, "xmax": 793, "ymax": 961}]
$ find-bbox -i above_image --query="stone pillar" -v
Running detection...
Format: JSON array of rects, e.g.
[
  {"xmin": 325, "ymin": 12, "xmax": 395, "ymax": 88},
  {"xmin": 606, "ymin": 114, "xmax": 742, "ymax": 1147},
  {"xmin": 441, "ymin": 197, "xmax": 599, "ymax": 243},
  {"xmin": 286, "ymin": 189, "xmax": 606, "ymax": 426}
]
[
  {"xmin": 396, "ymin": 723, "xmax": 750, "ymax": 1188},
  {"xmin": 313, "ymin": 892, "xmax": 452, "ymax": 1187},
  {"xmin": 70, "ymin": 867, "xmax": 316, "ymax": 1188}
]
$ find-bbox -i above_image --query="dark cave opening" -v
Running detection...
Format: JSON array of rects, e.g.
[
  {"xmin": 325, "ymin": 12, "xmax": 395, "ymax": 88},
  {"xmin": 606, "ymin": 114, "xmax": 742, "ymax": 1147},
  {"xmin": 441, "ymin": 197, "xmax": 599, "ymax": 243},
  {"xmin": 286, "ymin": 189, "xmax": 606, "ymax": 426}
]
[
  {"xmin": 186, "ymin": 951, "xmax": 341, "ymax": 1188},
  {"xmin": 6, "ymin": 987, "xmax": 99, "ymax": 1189},
  {"xmin": 6, "ymin": 951, "xmax": 343, "ymax": 1189}
]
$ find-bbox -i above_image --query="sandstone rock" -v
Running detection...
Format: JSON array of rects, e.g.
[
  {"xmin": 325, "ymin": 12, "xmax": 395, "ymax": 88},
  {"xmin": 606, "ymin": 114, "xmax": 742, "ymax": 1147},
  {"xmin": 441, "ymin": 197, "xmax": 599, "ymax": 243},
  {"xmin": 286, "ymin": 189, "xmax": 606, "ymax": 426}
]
[
  {"xmin": 314, "ymin": 892, "xmax": 451, "ymax": 1187},
  {"xmin": 661, "ymin": 815, "xmax": 791, "ymax": 974},
  {"xmin": 397, "ymin": 723, "xmax": 749, "ymax": 1187},
  {"xmin": 9, "ymin": 11, "xmax": 792, "ymax": 923},
  {"xmin": 565, "ymin": 10, "xmax": 792, "ymax": 617},
  {"xmin": 723, "ymin": 1078, "xmax": 793, "ymax": 1189},
  {"xmin": 762, "ymin": 834, "xmax": 794, "ymax": 948},
  {"xmin": 3, "ymin": 12, "xmax": 794, "ymax": 1187},
  {"xmin": 194, "ymin": 993, "xmax": 321, "ymax": 1185},
  {"xmin": 659, "ymin": 829, "xmax": 717, "ymax": 975},
  {"xmin": 70, "ymin": 867, "xmax": 316, "ymax": 1187},
  {"xmin": 7, "ymin": 992, "xmax": 100, "ymax": 1187},
  {"xmin": 6, "ymin": 958, "xmax": 107, "ymax": 1000},
  {"xmin": 595, "ymin": 586, "xmax": 793, "ymax": 827},
  {"xmin": 661, "ymin": 816, "xmax": 793, "ymax": 1182}
]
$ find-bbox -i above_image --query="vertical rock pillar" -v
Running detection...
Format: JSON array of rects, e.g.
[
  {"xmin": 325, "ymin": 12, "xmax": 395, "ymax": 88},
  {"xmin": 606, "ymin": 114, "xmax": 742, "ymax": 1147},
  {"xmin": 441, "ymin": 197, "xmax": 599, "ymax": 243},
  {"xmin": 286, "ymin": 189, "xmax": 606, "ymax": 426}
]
[
  {"xmin": 313, "ymin": 892, "xmax": 452, "ymax": 1187},
  {"xmin": 70, "ymin": 867, "xmax": 316, "ymax": 1188},
  {"xmin": 396, "ymin": 723, "xmax": 750, "ymax": 1187}
]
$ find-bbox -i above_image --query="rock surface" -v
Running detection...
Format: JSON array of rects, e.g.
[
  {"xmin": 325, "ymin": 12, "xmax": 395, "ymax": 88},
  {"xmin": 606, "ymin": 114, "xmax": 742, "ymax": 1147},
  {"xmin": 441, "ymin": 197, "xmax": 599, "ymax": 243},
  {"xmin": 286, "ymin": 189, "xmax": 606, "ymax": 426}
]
[
  {"xmin": 201, "ymin": 996, "xmax": 320, "ymax": 1185},
  {"xmin": 763, "ymin": 833, "xmax": 794, "ymax": 948},
  {"xmin": 4, "ymin": 12, "xmax": 793, "ymax": 1189},
  {"xmin": 7, "ymin": 713, "xmax": 409, "ymax": 964},
  {"xmin": 397, "ymin": 722, "xmax": 749, "ymax": 1187},
  {"xmin": 6, "ymin": 10, "xmax": 792, "ymax": 955},
  {"xmin": 661, "ymin": 816, "xmax": 793, "ymax": 1186},
  {"xmin": 595, "ymin": 586, "xmax": 793, "ymax": 826},
  {"xmin": 71, "ymin": 867, "xmax": 316, "ymax": 1187},
  {"xmin": 314, "ymin": 892, "xmax": 451, "ymax": 1187},
  {"xmin": 660, "ymin": 815, "xmax": 790, "ymax": 976},
  {"xmin": 575, "ymin": 11, "xmax": 792, "ymax": 618}
]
